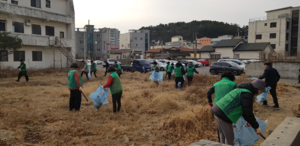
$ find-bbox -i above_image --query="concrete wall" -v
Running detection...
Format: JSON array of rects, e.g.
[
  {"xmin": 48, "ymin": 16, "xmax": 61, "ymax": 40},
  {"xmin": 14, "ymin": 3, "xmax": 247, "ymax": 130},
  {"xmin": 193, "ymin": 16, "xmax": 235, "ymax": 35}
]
[
  {"xmin": 245, "ymin": 62, "xmax": 300, "ymax": 79},
  {"xmin": 200, "ymin": 52, "xmax": 210, "ymax": 59},
  {"xmin": 234, "ymin": 51, "xmax": 260, "ymax": 59},
  {"xmin": 215, "ymin": 47, "xmax": 233, "ymax": 58}
]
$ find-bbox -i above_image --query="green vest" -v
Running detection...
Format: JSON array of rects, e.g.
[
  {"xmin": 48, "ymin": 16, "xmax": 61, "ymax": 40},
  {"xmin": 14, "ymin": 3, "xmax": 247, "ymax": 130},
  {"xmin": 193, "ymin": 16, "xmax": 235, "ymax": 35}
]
[
  {"xmin": 91, "ymin": 63, "xmax": 97, "ymax": 70},
  {"xmin": 153, "ymin": 65, "xmax": 159, "ymax": 72},
  {"xmin": 213, "ymin": 77, "xmax": 237, "ymax": 104},
  {"xmin": 20, "ymin": 63, "xmax": 27, "ymax": 72},
  {"xmin": 174, "ymin": 66, "xmax": 183, "ymax": 77},
  {"xmin": 116, "ymin": 63, "xmax": 121, "ymax": 70},
  {"xmin": 68, "ymin": 70, "xmax": 83, "ymax": 89},
  {"xmin": 109, "ymin": 72, "xmax": 123, "ymax": 95},
  {"xmin": 186, "ymin": 66, "xmax": 195, "ymax": 76},
  {"xmin": 216, "ymin": 88, "xmax": 252, "ymax": 124},
  {"xmin": 167, "ymin": 65, "xmax": 173, "ymax": 73},
  {"xmin": 85, "ymin": 63, "xmax": 89, "ymax": 70}
]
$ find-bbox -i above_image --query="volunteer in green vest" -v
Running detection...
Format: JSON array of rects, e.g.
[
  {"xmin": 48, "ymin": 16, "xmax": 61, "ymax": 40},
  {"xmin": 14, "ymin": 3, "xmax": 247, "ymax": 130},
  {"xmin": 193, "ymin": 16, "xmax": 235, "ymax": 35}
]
[
  {"xmin": 16, "ymin": 59, "xmax": 29, "ymax": 82},
  {"xmin": 174, "ymin": 62, "xmax": 186, "ymax": 88},
  {"xmin": 91, "ymin": 60, "xmax": 97, "ymax": 78},
  {"xmin": 166, "ymin": 63, "xmax": 174, "ymax": 80},
  {"xmin": 153, "ymin": 61, "xmax": 159, "ymax": 72},
  {"xmin": 68, "ymin": 63, "xmax": 84, "ymax": 111},
  {"xmin": 115, "ymin": 61, "xmax": 122, "ymax": 77},
  {"xmin": 165, "ymin": 62, "xmax": 170, "ymax": 77},
  {"xmin": 207, "ymin": 72, "xmax": 236, "ymax": 107},
  {"xmin": 81, "ymin": 60, "xmax": 89, "ymax": 80},
  {"xmin": 186, "ymin": 62, "xmax": 199, "ymax": 86},
  {"xmin": 211, "ymin": 79, "xmax": 266, "ymax": 145},
  {"xmin": 103, "ymin": 66, "xmax": 123, "ymax": 113}
]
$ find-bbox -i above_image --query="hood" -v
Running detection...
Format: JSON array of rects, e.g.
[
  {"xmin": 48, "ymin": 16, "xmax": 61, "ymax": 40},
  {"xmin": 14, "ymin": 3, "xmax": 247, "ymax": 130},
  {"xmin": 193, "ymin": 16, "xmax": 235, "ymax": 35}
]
[
  {"xmin": 176, "ymin": 63, "xmax": 182, "ymax": 67},
  {"xmin": 237, "ymin": 82, "xmax": 257, "ymax": 95}
]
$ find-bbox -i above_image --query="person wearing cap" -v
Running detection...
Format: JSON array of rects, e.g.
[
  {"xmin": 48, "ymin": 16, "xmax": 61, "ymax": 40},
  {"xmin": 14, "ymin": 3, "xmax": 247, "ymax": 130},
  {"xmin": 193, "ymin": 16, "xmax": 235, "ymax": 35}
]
[
  {"xmin": 174, "ymin": 62, "xmax": 186, "ymax": 88},
  {"xmin": 81, "ymin": 60, "xmax": 89, "ymax": 80},
  {"xmin": 115, "ymin": 61, "xmax": 122, "ymax": 77},
  {"xmin": 68, "ymin": 63, "xmax": 83, "ymax": 111},
  {"xmin": 103, "ymin": 61, "xmax": 110, "ymax": 76},
  {"xmin": 259, "ymin": 62, "xmax": 281, "ymax": 109},
  {"xmin": 211, "ymin": 79, "xmax": 266, "ymax": 145},
  {"xmin": 91, "ymin": 60, "xmax": 97, "ymax": 78},
  {"xmin": 186, "ymin": 62, "xmax": 199, "ymax": 86},
  {"xmin": 16, "ymin": 59, "xmax": 29, "ymax": 82},
  {"xmin": 103, "ymin": 66, "xmax": 123, "ymax": 113},
  {"xmin": 166, "ymin": 63, "xmax": 174, "ymax": 80},
  {"xmin": 207, "ymin": 72, "xmax": 236, "ymax": 107}
]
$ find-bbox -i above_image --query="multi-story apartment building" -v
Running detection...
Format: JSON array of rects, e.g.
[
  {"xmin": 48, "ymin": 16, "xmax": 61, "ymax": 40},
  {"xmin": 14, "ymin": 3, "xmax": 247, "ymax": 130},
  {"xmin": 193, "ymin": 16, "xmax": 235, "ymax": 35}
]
[
  {"xmin": 211, "ymin": 35, "xmax": 233, "ymax": 45},
  {"xmin": 119, "ymin": 29, "xmax": 150, "ymax": 57},
  {"xmin": 75, "ymin": 25, "xmax": 119, "ymax": 59},
  {"xmin": 0, "ymin": 0, "xmax": 76, "ymax": 69},
  {"xmin": 248, "ymin": 6, "xmax": 300, "ymax": 56}
]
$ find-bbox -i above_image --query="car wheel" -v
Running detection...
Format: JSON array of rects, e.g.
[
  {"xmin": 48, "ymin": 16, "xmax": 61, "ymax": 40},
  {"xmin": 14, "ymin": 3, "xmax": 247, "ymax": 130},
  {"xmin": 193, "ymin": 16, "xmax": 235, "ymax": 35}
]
[
  {"xmin": 210, "ymin": 70, "xmax": 216, "ymax": 75},
  {"xmin": 233, "ymin": 70, "xmax": 238, "ymax": 75},
  {"xmin": 160, "ymin": 67, "xmax": 164, "ymax": 71}
]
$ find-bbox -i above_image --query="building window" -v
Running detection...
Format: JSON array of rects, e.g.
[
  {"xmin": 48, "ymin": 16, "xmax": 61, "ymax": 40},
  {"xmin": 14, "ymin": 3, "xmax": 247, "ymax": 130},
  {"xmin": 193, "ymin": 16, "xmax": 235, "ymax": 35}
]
[
  {"xmin": 270, "ymin": 22, "xmax": 277, "ymax": 28},
  {"xmin": 286, "ymin": 33, "xmax": 289, "ymax": 41},
  {"xmin": 79, "ymin": 41, "xmax": 83, "ymax": 44},
  {"xmin": 287, "ymin": 22, "xmax": 290, "ymax": 29},
  {"xmin": 46, "ymin": 0, "xmax": 51, "ymax": 8},
  {"xmin": 210, "ymin": 54, "xmax": 220, "ymax": 59},
  {"xmin": 264, "ymin": 23, "xmax": 267, "ymax": 26},
  {"xmin": 270, "ymin": 33, "xmax": 276, "ymax": 39},
  {"xmin": 0, "ymin": 50, "xmax": 8, "ymax": 61},
  {"xmin": 285, "ymin": 44, "xmax": 289, "ymax": 52},
  {"xmin": 32, "ymin": 24, "xmax": 41, "ymax": 35},
  {"xmin": 80, "ymin": 48, "xmax": 84, "ymax": 52},
  {"xmin": 97, "ymin": 49, "xmax": 100, "ymax": 52},
  {"xmin": 11, "ymin": 0, "xmax": 18, "ymax": 4},
  {"xmin": 136, "ymin": 44, "xmax": 138, "ymax": 47},
  {"xmin": 60, "ymin": 32, "xmax": 64, "ymax": 38},
  {"xmin": 134, "ymin": 37, "xmax": 137, "ymax": 40},
  {"xmin": 12, "ymin": 22, "xmax": 24, "ymax": 33},
  {"xmin": 45, "ymin": 26, "xmax": 54, "ymax": 36},
  {"xmin": 0, "ymin": 20, "xmax": 5, "ymax": 31},
  {"xmin": 270, "ymin": 44, "xmax": 276, "ymax": 49},
  {"xmin": 31, "ymin": 0, "xmax": 41, "ymax": 8},
  {"xmin": 32, "ymin": 51, "xmax": 42, "ymax": 61},
  {"xmin": 255, "ymin": 34, "xmax": 262, "ymax": 39},
  {"xmin": 140, "ymin": 37, "xmax": 143, "ymax": 40},
  {"xmin": 123, "ymin": 55, "xmax": 126, "ymax": 59},
  {"xmin": 14, "ymin": 51, "xmax": 25, "ymax": 61}
]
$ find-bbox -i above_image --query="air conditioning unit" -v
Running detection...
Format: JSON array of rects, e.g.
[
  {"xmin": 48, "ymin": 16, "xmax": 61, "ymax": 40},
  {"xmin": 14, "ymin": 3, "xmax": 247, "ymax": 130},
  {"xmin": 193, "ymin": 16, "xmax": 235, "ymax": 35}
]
[{"xmin": 25, "ymin": 19, "xmax": 31, "ymax": 26}]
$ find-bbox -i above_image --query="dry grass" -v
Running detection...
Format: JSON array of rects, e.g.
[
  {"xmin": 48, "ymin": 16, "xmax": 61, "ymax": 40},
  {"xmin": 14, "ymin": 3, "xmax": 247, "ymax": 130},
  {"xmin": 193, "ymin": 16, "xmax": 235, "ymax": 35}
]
[{"xmin": 0, "ymin": 69, "xmax": 298, "ymax": 146}]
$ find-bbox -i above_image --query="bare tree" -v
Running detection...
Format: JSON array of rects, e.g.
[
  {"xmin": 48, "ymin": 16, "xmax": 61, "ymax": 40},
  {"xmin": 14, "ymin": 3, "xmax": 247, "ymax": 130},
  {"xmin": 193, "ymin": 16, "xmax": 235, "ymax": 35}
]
[{"xmin": 0, "ymin": 32, "xmax": 22, "ymax": 58}]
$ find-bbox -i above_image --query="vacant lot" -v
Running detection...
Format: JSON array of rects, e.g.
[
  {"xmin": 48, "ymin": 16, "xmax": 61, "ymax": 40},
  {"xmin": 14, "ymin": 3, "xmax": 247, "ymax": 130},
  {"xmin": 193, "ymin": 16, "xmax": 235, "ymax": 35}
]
[{"xmin": 0, "ymin": 70, "xmax": 299, "ymax": 146}]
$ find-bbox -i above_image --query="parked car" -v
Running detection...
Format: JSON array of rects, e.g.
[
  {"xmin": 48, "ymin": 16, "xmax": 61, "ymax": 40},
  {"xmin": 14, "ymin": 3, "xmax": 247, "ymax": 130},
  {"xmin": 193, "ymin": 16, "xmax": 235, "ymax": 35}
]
[
  {"xmin": 184, "ymin": 60, "xmax": 203, "ymax": 68},
  {"xmin": 197, "ymin": 59, "xmax": 209, "ymax": 66},
  {"xmin": 217, "ymin": 59, "xmax": 245, "ymax": 69},
  {"xmin": 169, "ymin": 60, "xmax": 186, "ymax": 67},
  {"xmin": 104, "ymin": 59, "xmax": 121, "ymax": 65},
  {"xmin": 209, "ymin": 62, "xmax": 244, "ymax": 75},
  {"xmin": 121, "ymin": 59, "xmax": 151, "ymax": 73},
  {"xmin": 157, "ymin": 62, "xmax": 167, "ymax": 71},
  {"xmin": 94, "ymin": 60, "xmax": 103, "ymax": 65}
]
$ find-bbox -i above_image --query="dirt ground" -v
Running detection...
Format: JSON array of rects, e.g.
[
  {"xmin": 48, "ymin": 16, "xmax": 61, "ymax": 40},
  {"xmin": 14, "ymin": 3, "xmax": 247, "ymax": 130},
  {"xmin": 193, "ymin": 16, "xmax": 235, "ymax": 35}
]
[{"xmin": 0, "ymin": 69, "xmax": 299, "ymax": 146}]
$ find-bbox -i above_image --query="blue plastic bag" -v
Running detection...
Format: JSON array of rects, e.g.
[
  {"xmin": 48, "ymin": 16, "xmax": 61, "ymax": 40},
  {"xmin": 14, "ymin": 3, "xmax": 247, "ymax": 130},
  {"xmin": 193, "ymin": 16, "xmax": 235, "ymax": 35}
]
[
  {"xmin": 89, "ymin": 86, "xmax": 109, "ymax": 110},
  {"xmin": 87, "ymin": 67, "xmax": 92, "ymax": 79},
  {"xmin": 233, "ymin": 117, "xmax": 268, "ymax": 146},
  {"xmin": 256, "ymin": 86, "xmax": 272, "ymax": 103},
  {"xmin": 149, "ymin": 72, "xmax": 163, "ymax": 82}
]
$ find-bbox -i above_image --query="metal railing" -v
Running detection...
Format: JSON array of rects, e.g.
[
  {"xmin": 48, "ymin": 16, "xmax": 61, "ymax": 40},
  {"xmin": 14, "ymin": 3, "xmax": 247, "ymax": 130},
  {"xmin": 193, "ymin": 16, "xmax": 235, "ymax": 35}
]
[{"xmin": 54, "ymin": 37, "xmax": 76, "ymax": 64}]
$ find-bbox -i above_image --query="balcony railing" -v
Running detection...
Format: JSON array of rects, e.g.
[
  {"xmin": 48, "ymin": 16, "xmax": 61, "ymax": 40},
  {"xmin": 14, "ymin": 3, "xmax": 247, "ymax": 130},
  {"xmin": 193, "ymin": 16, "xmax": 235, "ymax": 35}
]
[{"xmin": 9, "ymin": 33, "xmax": 50, "ymax": 47}]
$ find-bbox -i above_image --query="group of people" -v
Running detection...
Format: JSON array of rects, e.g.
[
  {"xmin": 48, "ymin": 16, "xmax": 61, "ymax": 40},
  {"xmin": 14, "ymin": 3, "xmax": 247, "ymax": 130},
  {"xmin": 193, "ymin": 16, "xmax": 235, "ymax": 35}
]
[
  {"xmin": 207, "ymin": 62, "xmax": 281, "ymax": 145},
  {"xmin": 152, "ymin": 61, "xmax": 199, "ymax": 88}
]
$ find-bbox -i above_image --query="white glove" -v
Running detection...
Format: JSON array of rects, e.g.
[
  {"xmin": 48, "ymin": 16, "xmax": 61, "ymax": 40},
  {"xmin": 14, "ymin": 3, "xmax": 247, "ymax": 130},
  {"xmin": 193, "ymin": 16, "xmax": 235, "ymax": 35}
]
[
  {"xmin": 79, "ymin": 87, "xmax": 83, "ymax": 91},
  {"xmin": 19, "ymin": 69, "xmax": 21, "ymax": 71}
]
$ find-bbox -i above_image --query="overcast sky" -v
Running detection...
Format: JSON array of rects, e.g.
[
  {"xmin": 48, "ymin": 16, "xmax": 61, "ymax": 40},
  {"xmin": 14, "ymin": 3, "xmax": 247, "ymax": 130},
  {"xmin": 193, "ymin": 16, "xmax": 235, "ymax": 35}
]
[{"xmin": 74, "ymin": 0, "xmax": 299, "ymax": 33}]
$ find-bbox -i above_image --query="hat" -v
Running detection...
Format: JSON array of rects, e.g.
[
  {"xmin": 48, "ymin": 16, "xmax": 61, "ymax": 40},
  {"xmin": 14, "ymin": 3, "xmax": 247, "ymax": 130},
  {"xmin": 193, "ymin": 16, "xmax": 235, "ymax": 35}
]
[
  {"xmin": 251, "ymin": 79, "xmax": 266, "ymax": 92},
  {"xmin": 167, "ymin": 62, "xmax": 170, "ymax": 64},
  {"xmin": 153, "ymin": 61, "xmax": 157, "ymax": 65},
  {"xmin": 20, "ymin": 59, "xmax": 24, "ymax": 62},
  {"xmin": 70, "ymin": 63, "xmax": 79, "ymax": 68},
  {"xmin": 91, "ymin": 60, "xmax": 94, "ymax": 62}
]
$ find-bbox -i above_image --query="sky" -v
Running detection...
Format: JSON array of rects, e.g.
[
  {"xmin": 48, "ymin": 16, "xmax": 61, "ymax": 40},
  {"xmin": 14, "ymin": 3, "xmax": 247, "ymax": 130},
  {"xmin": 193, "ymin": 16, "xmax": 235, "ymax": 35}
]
[{"xmin": 74, "ymin": 0, "xmax": 300, "ymax": 33}]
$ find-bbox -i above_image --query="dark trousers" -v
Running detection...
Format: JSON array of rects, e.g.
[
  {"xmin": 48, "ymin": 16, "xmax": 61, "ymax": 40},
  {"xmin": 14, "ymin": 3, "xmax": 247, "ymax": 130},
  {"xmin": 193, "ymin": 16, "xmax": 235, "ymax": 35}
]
[
  {"xmin": 298, "ymin": 75, "xmax": 300, "ymax": 84},
  {"xmin": 112, "ymin": 92, "xmax": 122, "ymax": 113},
  {"xmin": 175, "ymin": 77, "xmax": 184, "ymax": 88},
  {"xmin": 104, "ymin": 69, "xmax": 108, "ymax": 76},
  {"xmin": 187, "ymin": 76, "xmax": 193, "ymax": 86},
  {"xmin": 91, "ymin": 70, "xmax": 97, "ymax": 77},
  {"xmin": 69, "ymin": 89, "xmax": 82, "ymax": 111},
  {"xmin": 263, "ymin": 84, "xmax": 279, "ymax": 107},
  {"xmin": 17, "ymin": 71, "xmax": 29, "ymax": 81},
  {"xmin": 167, "ymin": 72, "xmax": 172, "ymax": 80},
  {"xmin": 81, "ymin": 71, "xmax": 89, "ymax": 80}
]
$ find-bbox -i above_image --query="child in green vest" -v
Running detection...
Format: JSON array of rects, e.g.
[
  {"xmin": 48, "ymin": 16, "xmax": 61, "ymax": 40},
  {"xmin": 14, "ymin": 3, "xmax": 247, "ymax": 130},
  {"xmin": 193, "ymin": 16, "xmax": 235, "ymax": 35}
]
[
  {"xmin": 211, "ymin": 79, "xmax": 266, "ymax": 145},
  {"xmin": 80, "ymin": 60, "xmax": 89, "ymax": 80},
  {"xmin": 174, "ymin": 62, "xmax": 186, "ymax": 88},
  {"xmin": 16, "ymin": 59, "xmax": 29, "ymax": 82},
  {"xmin": 186, "ymin": 62, "xmax": 199, "ymax": 86},
  {"xmin": 91, "ymin": 60, "xmax": 97, "ymax": 78},
  {"xmin": 166, "ymin": 63, "xmax": 174, "ymax": 80},
  {"xmin": 115, "ymin": 61, "xmax": 122, "ymax": 77},
  {"xmin": 68, "ymin": 63, "xmax": 84, "ymax": 111},
  {"xmin": 103, "ymin": 67, "xmax": 123, "ymax": 113},
  {"xmin": 207, "ymin": 71, "xmax": 236, "ymax": 107},
  {"xmin": 152, "ymin": 62, "xmax": 159, "ymax": 86}
]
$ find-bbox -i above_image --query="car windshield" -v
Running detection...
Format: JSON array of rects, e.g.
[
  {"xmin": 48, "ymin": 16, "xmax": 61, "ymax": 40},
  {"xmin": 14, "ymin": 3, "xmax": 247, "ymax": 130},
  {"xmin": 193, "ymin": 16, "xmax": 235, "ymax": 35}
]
[
  {"xmin": 228, "ymin": 62, "xmax": 239, "ymax": 67},
  {"xmin": 231, "ymin": 60, "xmax": 242, "ymax": 65},
  {"xmin": 139, "ymin": 60, "xmax": 150, "ymax": 65}
]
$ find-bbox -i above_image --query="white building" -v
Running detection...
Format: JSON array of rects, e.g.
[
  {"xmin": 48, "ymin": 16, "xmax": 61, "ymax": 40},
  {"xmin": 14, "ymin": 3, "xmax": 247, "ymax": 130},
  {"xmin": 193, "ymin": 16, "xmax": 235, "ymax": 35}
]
[
  {"xmin": 119, "ymin": 29, "xmax": 150, "ymax": 56},
  {"xmin": 0, "ymin": 0, "xmax": 76, "ymax": 69},
  {"xmin": 211, "ymin": 35, "xmax": 233, "ymax": 45},
  {"xmin": 248, "ymin": 6, "xmax": 300, "ymax": 57}
]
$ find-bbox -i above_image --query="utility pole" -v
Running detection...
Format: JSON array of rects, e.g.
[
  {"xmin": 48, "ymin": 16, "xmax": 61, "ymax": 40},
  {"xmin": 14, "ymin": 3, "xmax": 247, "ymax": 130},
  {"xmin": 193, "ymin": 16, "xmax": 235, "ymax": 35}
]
[{"xmin": 194, "ymin": 32, "xmax": 197, "ymax": 59}]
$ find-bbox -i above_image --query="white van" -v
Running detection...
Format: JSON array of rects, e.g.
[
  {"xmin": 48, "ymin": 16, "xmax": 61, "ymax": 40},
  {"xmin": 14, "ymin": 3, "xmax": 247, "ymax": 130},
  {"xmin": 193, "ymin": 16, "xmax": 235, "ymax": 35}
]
[{"xmin": 217, "ymin": 59, "xmax": 245, "ymax": 69}]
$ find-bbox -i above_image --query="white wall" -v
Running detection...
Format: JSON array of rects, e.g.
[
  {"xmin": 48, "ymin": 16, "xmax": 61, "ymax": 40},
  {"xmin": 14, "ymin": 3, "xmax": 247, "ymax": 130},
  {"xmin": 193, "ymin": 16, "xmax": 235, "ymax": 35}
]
[
  {"xmin": 234, "ymin": 51, "xmax": 260, "ymax": 59},
  {"xmin": 119, "ymin": 33, "xmax": 130, "ymax": 49},
  {"xmin": 200, "ymin": 52, "xmax": 210, "ymax": 59},
  {"xmin": 215, "ymin": 47, "xmax": 234, "ymax": 58}
]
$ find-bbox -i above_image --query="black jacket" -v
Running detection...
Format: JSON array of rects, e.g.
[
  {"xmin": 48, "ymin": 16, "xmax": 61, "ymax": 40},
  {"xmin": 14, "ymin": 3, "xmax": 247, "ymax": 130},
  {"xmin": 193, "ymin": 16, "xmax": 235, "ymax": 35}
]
[
  {"xmin": 103, "ymin": 62, "xmax": 109, "ymax": 69},
  {"xmin": 211, "ymin": 82, "xmax": 259, "ymax": 129},
  {"xmin": 259, "ymin": 67, "xmax": 280, "ymax": 86},
  {"xmin": 175, "ymin": 63, "xmax": 186, "ymax": 75}
]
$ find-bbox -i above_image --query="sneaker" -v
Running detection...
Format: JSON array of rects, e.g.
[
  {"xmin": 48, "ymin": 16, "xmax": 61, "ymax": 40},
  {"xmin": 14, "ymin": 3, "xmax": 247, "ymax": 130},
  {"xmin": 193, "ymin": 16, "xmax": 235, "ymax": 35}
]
[{"xmin": 272, "ymin": 106, "xmax": 279, "ymax": 109}]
